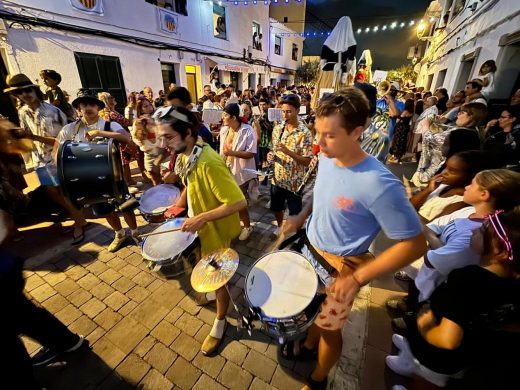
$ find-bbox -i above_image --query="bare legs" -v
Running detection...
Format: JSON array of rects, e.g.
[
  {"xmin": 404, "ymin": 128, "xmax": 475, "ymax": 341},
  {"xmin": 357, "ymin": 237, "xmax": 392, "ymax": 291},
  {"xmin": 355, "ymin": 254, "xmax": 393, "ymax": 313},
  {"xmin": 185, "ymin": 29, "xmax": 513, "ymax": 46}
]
[
  {"xmin": 239, "ymin": 208, "xmax": 251, "ymax": 229},
  {"xmin": 44, "ymin": 186, "xmax": 86, "ymax": 237}
]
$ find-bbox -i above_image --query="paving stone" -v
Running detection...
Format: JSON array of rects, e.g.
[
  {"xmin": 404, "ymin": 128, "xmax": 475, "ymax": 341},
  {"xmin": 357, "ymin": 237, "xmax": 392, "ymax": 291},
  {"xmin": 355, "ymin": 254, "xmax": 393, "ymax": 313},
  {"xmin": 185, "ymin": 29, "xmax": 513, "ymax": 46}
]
[
  {"xmin": 85, "ymin": 326, "xmax": 105, "ymax": 345},
  {"xmin": 91, "ymin": 282, "xmax": 116, "ymax": 300},
  {"xmin": 99, "ymin": 268, "xmax": 122, "ymax": 284},
  {"xmin": 174, "ymin": 312, "xmax": 203, "ymax": 337},
  {"xmin": 66, "ymin": 249, "xmax": 94, "ymax": 263},
  {"xmin": 81, "ymin": 297, "xmax": 107, "ymax": 319},
  {"xmin": 97, "ymin": 250, "xmax": 117, "ymax": 263},
  {"xmin": 96, "ymin": 374, "xmax": 135, "ymax": 390},
  {"xmin": 165, "ymin": 356, "xmax": 201, "ymax": 390},
  {"xmin": 250, "ymin": 377, "xmax": 275, "ymax": 390},
  {"xmin": 118, "ymin": 300, "xmax": 138, "ymax": 316},
  {"xmin": 243, "ymin": 349, "xmax": 277, "ymax": 383},
  {"xmin": 41, "ymin": 293, "xmax": 69, "ymax": 314},
  {"xmin": 165, "ymin": 307, "xmax": 184, "ymax": 324},
  {"xmin": 55, "ymin": 304, "xmax": 82, "ymax": 326},
  {"xmin": 69, "ymin": 315, "xmax": 97, "ymax": 337},
  {"xmin": 106, "ymin": 316, "xmax": 150, "ymax": 354},
  {"xmin": 68, "ymin": 288, "xmax": 92, "ymax": 307},
  {"xmin": 134, "ymin": 335, "xmax": 158, "ymax": 358},
  {"xmin": 218, "ymin": 360, "xmax": 253, "ymax": 390},
  {"xmin": 86, "ymin": 261, "xmax": 109, "ymax": 276},
  {"xmin": 54, "ymin": 278, "xmax": 80, "ymax": 297},
  {"xmin": 106, "ymin": 256, "xmax": 127, "ymax": 271},
  {"xmin": 194, "ymin": 323, "xmax": 212, "ymax": 344},
  {"xmin": 270, "ymin": 365, "xmax": 306, "ymax": 390},
  {"xmin": 29, "ymin": 263, "xmax": 56, "ymax": 275},
  {"xmin": 138, "ymin": 368, "xmax": 173, "ymax": 390},
  {"xmin": 119, "ymin": 264, "xmax": 141, "ymax": 279},
  {"xmin": 126, "ymin": 285, "xmax": 150, "ymax": 303},
  {"xmin": 197, "ymin": 307, "xmax": 216, "ymax": 325},
  {"xmin": 130, "ymin": 298, "xmax": 169, "ymax": 330},
  {"xmin": 29, "ymin": 283, "xmax": 57, "ymax": 302},
  {"xmin": 178, "ymin": 295, "xmax": 202, "ymax": 316},
  {"xmin": 42, "ymin": 271, "xmax": 67, "ymax": 286},
  {"xmin": 239, "ymin": 332, "xmax": 271, "ymax": 353},
  {"xmin": 79, "ymin": 241, "xmax": 105, "ymax": 253},
  {"xmin": 170, "ymin": 332, "xmax": 201, "ymax": 361},
  {"xmin": 24, "ymin": 274, "xmax": 45, "ymax": 292},
  {"xmin": 112, "ymin": 276, "xmax": 136, "ymax": 294},
  {"xmin": 124, "ymin": 252, "xmax": 144, "ymax": 266},
  {"xmin": 192, "ymin": 374, "xmax": 226, "ymax": 390},
  {"xmin": 92, "ymin": 337, "xmax": 127, "ymax": 369},
  {"xmin": 265, "ymin": 343, "xmax": 295, "ymax": 370},
  {"xmin": 192, "ymin": 351, "xmax": 225, "ymax": 378},
  {"xmin": 150, "ymin": 283, "xmax": 186, "ymax": 310},
  {"xmin": 144, "ymin": 342, "xmax": 177, "ymax": 374},
  {"xmin": 132, "ymin": 271, "xmax": 156, "ymax": 288},
  {"xmin": 104, "ymin": 291, "xmax": 130, "ymax": 311},
  {"xmin": 116, "ymin": 246, "xmax": 135, "ymax": 261},
  {"xmin": 146, "ymin": 278, "xmax": 164, "ymax": 292},
  {"xmin": 116, "ymin": 353, "xmax": 151, "ymax": 386},
  {"xmin": 64, "ymin": 265, "xmax": 89, "ymax": 281},
  {"xmin": 150, "ymin": 320, "xmax": 180, "ymax": 346},
  {"xmin": 54, "ymin": 258, "xmax": 75, "ymax": 272},
  {"xmin": 220, "ymin": 339, "xmax": 250, "ymax": 365},
  {"xmin": 77, "ymin": 273, "xmax": 102, "ymax": 290},
  {"xmin": 94, "ymin": 307, "xmax": 123, "ymax": 330}
]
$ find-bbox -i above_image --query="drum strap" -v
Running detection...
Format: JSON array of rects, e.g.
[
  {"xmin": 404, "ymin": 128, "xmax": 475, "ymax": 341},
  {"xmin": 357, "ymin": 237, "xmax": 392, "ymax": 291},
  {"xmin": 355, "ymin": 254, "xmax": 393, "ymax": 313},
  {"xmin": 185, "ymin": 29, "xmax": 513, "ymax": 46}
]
[{"xmin": 304, "ymin": 236, "xmax": 337, "ymax": 275}]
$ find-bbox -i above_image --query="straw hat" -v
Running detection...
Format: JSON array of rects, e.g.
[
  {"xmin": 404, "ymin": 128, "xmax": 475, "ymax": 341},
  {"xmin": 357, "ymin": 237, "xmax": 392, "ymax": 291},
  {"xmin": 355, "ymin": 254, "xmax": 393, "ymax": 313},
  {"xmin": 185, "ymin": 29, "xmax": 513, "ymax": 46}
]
[{"xmin": 4, "ymin": 73, "xmax": 39, "ymax": 93}]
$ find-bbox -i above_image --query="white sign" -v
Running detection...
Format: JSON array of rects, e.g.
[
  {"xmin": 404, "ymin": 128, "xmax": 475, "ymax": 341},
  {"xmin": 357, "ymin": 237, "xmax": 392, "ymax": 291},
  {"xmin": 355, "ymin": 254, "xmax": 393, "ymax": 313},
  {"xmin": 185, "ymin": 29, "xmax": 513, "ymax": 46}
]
[
  {"xmin": 373, "ymin": 70, "xmax": 388, "ymax": 83},
  {"xmin": 268, "ymin": 108, "xmax": 283, "ymax": 122},
  {"xmin": 252, "ymin": 106, "xmax": 261, "ymax": 116},
  {"xmin": 202, "ymin": 109, "xmax": 223, "ymax": 124},
  {"xmin": 299, "ymin": 106, "xmax": 307, "ymax": 115}
]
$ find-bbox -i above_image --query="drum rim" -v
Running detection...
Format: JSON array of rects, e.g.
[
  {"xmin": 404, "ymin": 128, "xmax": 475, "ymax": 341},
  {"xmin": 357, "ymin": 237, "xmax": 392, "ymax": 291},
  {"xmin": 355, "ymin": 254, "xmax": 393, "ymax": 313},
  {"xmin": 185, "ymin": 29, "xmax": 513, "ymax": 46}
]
[
  {"xmin": 141, "ymin": 218, "xmax": 197, "ymax": 262},
  {"xmin": 244, "ymin": 249, "xmax": 318, "ymax": 319},
  {"xmin": 138, "ymin": 184, "xmax": 180, "ymax": 215}
]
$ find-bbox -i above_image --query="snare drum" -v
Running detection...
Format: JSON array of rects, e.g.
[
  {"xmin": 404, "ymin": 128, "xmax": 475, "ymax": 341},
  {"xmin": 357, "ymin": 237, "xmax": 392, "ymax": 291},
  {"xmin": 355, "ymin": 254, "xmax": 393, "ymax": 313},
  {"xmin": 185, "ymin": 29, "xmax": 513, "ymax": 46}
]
[
  {"xmin": 141, "ymin": 219, "xmax": 200, "ymax": 278},
  {"xmin": 138, "ymin": 184, "xmax": 181, "ymax": 223},
  {"xmin": 245, "ymin": 250, "xmax": 323, "ymax": 343}
]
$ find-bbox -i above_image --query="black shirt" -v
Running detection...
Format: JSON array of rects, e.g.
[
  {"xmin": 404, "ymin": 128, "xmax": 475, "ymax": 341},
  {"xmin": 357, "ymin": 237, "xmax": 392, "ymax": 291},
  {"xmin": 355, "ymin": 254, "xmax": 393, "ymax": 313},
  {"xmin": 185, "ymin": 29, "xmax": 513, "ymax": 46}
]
[{"xmin": 320, "ymin": 44, "xmax": 356, "ymax": 71}]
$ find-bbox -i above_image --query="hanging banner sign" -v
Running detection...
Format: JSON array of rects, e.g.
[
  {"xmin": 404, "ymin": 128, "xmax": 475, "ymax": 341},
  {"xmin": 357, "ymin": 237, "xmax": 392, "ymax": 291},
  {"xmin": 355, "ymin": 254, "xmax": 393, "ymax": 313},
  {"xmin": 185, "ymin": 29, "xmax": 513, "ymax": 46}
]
[
  {"xmin": 158, "ymin": 8, "xmax": 179, "ymax": 34},
  {"xmin": 69, "ymin": 0, "xmax": 104, "ymax": 15}
]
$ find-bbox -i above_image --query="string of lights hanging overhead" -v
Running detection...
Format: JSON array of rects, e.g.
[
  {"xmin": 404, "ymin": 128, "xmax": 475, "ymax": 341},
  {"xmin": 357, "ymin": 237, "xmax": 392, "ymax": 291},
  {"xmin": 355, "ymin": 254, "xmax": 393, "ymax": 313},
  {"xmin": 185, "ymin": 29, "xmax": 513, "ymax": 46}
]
[{"xmin": 209, "ymin": 0, "xmax": 303, "ymax": 5}]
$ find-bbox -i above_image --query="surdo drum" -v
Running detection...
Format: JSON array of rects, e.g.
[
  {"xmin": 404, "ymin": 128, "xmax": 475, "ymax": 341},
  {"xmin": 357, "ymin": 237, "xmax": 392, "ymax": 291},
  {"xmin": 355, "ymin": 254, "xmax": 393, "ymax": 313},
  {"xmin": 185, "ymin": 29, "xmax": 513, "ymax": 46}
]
[
  {"xmin": 141, "ymin": 219, "xmax": 201, "ymax": 278},
  {"xmin": 245, "ymin": 250, "xmax": 324, "ymax": 344}
]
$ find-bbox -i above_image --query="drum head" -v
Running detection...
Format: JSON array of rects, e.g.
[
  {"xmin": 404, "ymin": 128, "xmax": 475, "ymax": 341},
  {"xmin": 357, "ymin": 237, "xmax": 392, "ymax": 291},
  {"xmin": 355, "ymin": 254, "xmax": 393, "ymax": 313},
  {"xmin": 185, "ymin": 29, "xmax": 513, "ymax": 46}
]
[
  {"xmin": 141, "ymin": 219, "xmax": 197, "ymax": 262},
  {"xmin": 245, "ymin": 250, "xmax": 318, "ymax": 318},
  {"xmin": 139, "ymin": 184, "xmax": 180, "ymax": 215}
]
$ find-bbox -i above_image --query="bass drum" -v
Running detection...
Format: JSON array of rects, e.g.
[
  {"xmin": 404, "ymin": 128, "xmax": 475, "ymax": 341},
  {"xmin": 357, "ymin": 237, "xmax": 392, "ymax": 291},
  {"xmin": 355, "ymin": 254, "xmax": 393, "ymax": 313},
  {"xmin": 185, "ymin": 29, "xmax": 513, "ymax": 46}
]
[{"xmin": 57, "ymin": 139, "xmax": 126, "ymax": 207}]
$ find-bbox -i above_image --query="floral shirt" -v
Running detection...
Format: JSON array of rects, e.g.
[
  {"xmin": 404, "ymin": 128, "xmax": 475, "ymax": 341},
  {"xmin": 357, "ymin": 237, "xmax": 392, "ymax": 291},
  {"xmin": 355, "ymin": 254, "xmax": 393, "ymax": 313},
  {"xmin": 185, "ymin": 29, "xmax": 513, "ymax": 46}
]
[{"xmin": 271, "ymin": 120, "xmax": 313, "ymax": 192}]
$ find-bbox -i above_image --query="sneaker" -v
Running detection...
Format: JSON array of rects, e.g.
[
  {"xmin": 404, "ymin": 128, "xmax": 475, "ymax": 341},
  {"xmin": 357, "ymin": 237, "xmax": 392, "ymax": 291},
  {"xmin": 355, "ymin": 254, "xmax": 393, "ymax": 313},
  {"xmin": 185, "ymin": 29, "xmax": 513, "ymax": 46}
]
[
  {"xmin": 394, "ymin": 271, "xmax": 413, "ymax": 282},
  {"xmin": 238, "ymin": 226, "xmax": 253, "ymax": 241},
  {"xmin": 108, "ymin": 232, "xmax": 127, "ymax": 252},
  {"xmin": 32, "ymin": 336, "xmax": 85, "ymax": 367}
]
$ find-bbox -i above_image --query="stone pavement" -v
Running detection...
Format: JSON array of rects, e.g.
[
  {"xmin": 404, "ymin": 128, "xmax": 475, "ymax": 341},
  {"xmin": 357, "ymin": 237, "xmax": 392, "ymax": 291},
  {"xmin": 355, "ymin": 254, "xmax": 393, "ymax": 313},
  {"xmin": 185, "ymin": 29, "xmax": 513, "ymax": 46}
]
[{"xmin": 16, "ymin": 178, "xmax": 373, "ymax": 390}]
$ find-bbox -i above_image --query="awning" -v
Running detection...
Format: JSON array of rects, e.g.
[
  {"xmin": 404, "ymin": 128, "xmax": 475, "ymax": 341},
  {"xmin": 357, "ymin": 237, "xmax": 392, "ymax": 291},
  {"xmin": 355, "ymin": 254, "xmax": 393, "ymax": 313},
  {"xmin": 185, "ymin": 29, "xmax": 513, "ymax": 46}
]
[{"xmin": 206, "ymin": 56, "xmax": 251, "ymax": 73}]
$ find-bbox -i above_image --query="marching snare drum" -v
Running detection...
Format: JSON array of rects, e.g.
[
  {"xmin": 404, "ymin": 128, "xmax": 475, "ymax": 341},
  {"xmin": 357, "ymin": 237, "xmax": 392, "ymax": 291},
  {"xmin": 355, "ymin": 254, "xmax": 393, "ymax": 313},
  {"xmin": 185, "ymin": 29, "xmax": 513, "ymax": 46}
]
[
  {"xmin": 57, "ymin": 139, "xmax": 125, "ymax": 207},
  {"xmin": 245, "ymin": 250, "xmax": 323, "ymax": 343},
  {"xmin": 141, "ymin": 218, "xmax": 200, "ymax": 278},
  {"xmin": 138, "ymin": 184, "xmax": 181, "ymax": 223}
]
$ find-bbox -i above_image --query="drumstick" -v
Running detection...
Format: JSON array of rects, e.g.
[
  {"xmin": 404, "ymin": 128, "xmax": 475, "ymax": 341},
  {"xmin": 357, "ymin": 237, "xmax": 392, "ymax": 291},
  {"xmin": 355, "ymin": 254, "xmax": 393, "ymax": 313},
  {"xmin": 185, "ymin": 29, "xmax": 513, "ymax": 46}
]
[
  {"xmin": 267, "ymin": 231, "xmax": 286, "ymax": 253},
  {"xmin": 139, "ymin": 226, "xmax": 182, "ymax": 238}
]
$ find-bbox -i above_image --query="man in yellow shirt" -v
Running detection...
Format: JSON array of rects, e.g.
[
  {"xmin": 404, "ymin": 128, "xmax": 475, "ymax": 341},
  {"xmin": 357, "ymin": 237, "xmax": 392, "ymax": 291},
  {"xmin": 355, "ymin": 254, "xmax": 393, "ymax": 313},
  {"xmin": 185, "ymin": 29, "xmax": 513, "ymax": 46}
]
[{"xmin": 156, "ymin": 106, "xmax": 246, "ymax": 356}]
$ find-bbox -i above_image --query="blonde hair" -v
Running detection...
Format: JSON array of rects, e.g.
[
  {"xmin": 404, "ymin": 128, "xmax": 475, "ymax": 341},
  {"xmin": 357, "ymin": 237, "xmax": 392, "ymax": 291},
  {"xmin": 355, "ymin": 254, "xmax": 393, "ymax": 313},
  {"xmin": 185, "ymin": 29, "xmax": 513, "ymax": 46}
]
[
  {"xmin": 475, "ymin": 169, "xmax": 520, "ymax": 211},
  {"xmin": 97, "ymin": 92, "xmax": 113, "ymax": 120}
]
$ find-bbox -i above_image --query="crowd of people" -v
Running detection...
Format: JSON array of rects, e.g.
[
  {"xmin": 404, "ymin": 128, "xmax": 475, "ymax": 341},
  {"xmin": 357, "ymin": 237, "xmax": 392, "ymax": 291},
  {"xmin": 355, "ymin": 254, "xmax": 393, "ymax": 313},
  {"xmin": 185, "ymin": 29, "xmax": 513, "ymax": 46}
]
[{"xmin": 1, "ymin": 60, "xmax": 520, "ymax": 390}]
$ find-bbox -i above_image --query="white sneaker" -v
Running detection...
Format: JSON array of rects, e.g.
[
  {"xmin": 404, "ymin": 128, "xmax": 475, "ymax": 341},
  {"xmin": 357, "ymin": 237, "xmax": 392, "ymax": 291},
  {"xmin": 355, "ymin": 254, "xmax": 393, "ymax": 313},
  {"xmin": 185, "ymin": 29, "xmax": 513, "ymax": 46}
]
[
  {"xmin": 385, "ymin": 354, "xmax": 417, "ymax": 377},
  {"xmin": 238, "ymin": 226, "xmax": 253, "ymax": 241}
]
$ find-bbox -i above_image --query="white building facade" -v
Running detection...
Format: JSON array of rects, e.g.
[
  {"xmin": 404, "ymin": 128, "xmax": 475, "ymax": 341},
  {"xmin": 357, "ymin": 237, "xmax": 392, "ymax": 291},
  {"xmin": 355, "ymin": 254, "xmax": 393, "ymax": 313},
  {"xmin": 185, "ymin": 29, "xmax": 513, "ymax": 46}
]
[
  {"xmin": 415, "ymin": 0, "xmax": 520, "ymax": 101},
  {"xmin": 0, "ymin": 0, "xmax": 304, "ymax": 107}
]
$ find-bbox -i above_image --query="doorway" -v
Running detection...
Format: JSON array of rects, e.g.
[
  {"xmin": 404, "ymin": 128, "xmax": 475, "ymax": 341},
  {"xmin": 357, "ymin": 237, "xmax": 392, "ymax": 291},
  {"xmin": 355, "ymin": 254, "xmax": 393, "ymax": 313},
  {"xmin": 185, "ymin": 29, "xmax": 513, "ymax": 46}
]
[
  {"xmin": 453, "ymin": 48, "xmax": 480, "ymax": 94},
  {"xmin": 496, "ymin": 38, "xmax": 520, "ymax": 100},
  {"xmin": 161, "ymin": 62, "xmax": 177, "ymax": 92},
  {"xmin": 248, "ymin": 73, "xmax": 256, "ymax": 90},
  {"xmin": 185, "ymin": 65, "xmax": 198, "ymax": 103},
  {"xmin": 0, "ymin": 49, "xmax": 18, "ymax": 124},
  {"xmin": 230, "ymin": 72, "xmax": 239, "ymax": 91}
]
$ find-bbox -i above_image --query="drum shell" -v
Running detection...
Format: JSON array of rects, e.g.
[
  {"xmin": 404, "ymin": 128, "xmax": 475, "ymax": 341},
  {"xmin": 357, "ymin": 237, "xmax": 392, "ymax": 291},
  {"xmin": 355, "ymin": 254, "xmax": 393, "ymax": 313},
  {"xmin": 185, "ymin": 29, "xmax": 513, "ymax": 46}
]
[
  {"xmin": 57, "ymin": 139, "xmax": 125, "ymax": 207},
  {"xmin": 145, "ymin": 236, "xmax": 201, "ymax": 279}
]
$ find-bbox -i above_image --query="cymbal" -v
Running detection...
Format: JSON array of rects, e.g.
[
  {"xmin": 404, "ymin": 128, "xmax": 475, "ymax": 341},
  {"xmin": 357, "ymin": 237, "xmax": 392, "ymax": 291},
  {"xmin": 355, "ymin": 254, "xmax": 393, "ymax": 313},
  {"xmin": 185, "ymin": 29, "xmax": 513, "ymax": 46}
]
[{"xmin": 191, "ymin": 248, "xmax": 239, "ymax": 292}]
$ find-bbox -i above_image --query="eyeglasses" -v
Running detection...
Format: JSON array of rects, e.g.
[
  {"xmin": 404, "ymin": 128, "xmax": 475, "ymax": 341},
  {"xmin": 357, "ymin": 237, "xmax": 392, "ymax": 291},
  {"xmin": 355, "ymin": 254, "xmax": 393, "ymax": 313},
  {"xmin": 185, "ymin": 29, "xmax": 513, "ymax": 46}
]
[
  {"xmin": 322, "ymin": 93, "xmax": 358, "ymax": 113},
  {"xmin": 487, "ymin": 210, "xmax": 514, "ymax": 261},
  {"xmin": 153, "ymin": 105, "xmax": 191, "ymax": 124},
  {"xmin": 12, "ymin": 87, "xmax": 34, "ymax": 96}
]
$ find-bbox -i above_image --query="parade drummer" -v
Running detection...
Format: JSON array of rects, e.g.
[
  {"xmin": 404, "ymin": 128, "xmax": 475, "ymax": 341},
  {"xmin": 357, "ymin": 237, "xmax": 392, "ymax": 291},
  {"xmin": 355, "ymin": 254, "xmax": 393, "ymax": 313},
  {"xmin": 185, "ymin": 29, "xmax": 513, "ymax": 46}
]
[
  {"xmin": 155, "ymin": 105, "xmax": 246, "ymax": 356},
  {"xmin": 282, "ymin": 87, "xmax": 427, "ymax": 390}
]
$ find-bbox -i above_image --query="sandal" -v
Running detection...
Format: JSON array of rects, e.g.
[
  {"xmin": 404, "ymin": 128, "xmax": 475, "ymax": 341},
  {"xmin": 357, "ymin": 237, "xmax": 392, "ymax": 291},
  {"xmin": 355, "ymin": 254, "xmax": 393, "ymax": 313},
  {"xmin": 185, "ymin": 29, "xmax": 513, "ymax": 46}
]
[
  {"xmin": 280, "ymin": 338, "xmax": 317, "ymax": 361},
  {"xmin": 71, "ymin": 223, "xmax": 89, "ymax": 246},
  {"xmin": 307, "ymin": 375, "xmax": 327, "ymax": 390}
]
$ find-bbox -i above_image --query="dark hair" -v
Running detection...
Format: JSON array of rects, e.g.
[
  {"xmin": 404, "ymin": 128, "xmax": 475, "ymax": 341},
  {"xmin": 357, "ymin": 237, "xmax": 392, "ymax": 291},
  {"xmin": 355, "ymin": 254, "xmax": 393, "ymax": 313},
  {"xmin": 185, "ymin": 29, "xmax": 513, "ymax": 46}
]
[
  {"xmin": 315, "ymin": 87, "xmax": 370, "ymax": 133},
  {"xmin": 258, "ymin": 97, "xmax": 269, "ymax": 104},
  {"xmin": 480, "ymin": 60, "xmax": 497, "ymax": 74},
  {"xmin": 159, "ymin": 106, "xmax": 200, "ymax": 139},
  {"xmin": 453, "ymin": 151, "xmax": 501, "ymax": 185},
  {"xmin": 437, "ymin": 88, "xmax": 448, "ymax": 97},
  {"xmin": 466, "ymin": 80, "xmax": 483, "ymax": 92},
  {"xmin": 475, "ymin": 169, "xmax": 520, "ymax": 211},
  {"xmin": 39, "ymin": 69, "xmax": 62, "ymax": 84},
  {"xmin": 415, "ymin": 100, "xmax": 424, "ymax": 116},
  {"xmin": 404, "ymin": 98, "xmax": 415, "ymax": 114},
  {"xmin": 354, "ymin": 82, "xmax": 377, "ymax": 116},
  {"xmin": 166, "ymin": 87, "xmax": 192, "ymax": 106},
  {"xmin": 504, "ymin": 105, "xmax": 520, "ymax": 126},
  {"xmin": 136, "ymin": 98, "xmax": 154, "ymax": 117},
  {"xmin": 460, "ymin": 102, "xmax": 488, "ymax": 126},
  {"xmin": 280, "ymin": 94, "xmax": 300, "ymax": 109}
]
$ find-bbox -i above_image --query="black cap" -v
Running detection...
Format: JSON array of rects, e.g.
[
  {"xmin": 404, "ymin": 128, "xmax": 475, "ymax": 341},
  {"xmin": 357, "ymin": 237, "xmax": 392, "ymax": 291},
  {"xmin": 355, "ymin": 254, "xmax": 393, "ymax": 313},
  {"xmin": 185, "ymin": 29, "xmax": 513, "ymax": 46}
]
[
  {"xmin": 223, "ymin": 103, "xmax": 240, "ymax": 119},
  {"xmin": 72, "ymin": 88, "xmax": 105, "ymax": 109}
]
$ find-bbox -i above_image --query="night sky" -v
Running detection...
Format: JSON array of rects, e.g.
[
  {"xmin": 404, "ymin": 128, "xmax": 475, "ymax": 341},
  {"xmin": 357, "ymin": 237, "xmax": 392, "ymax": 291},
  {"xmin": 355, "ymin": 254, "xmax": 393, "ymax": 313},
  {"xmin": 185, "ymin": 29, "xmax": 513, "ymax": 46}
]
[{"xmin": 303, "ymin": 0, "xmax": 432, "ymax": 70}]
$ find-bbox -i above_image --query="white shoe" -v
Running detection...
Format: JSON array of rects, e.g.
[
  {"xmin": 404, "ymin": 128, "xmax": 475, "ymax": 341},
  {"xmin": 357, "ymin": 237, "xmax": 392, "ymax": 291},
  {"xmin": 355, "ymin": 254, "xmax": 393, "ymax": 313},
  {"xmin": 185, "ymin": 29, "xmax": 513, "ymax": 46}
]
[
  {"xmin": 265, "ymin": 200, "xmax": 271, "ymax": 209},
  {"xmin": 238, "ymin": 226, "xmax": 253, "ymax": 240},
  {"xmin": 386, "ymin": 355, "xmax": 417, "ymax": 377},
  {"xmin": 392, "ymin": 334, "xmax": 407, "ymax": 351}
]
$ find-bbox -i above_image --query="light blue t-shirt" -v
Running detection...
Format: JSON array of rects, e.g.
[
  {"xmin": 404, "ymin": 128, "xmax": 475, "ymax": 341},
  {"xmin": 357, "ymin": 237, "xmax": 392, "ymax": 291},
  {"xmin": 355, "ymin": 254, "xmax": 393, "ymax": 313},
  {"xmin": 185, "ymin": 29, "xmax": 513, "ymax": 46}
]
[{"xmin": 306, "ymin": 154, "xmax": 422, "ymax": 256}]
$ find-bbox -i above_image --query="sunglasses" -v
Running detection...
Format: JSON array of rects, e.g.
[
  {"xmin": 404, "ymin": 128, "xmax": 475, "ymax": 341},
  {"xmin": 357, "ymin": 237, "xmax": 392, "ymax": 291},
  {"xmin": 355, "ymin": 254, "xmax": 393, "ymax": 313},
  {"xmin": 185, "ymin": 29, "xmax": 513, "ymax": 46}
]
[
  {"xmin": 153, "ymin": 105, "xmax": 191, "ymax": 124},
  {"xmin": 13, "ymin": 87, "xmax": 34, "ymax": 96},
  {"xmin": 322, "ymin": 93, "xmax": 358, "ymax": 113},
  {"xmin": 487, "ymin": 210, "xmax": 514, "ymax": 261}
]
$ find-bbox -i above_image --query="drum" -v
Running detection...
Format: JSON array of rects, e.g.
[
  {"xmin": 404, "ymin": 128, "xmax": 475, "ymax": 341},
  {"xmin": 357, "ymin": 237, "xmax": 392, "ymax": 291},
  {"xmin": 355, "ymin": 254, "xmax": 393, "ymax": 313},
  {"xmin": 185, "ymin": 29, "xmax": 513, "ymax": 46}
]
[
  {"xmin": 244, "ymin": 250, "xmax": 323, "ymax": 343},
  {"xmin": 138, "ymin": 184, "xmax": 181, "ymax": 223},
  {"xmin": 57, "ymin": 139, "xmax": 125, "ymax": 207},
  {"xmin": 141, "ymin": 219, "xmax": 200, "ymax": 278}
]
